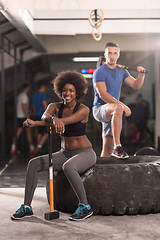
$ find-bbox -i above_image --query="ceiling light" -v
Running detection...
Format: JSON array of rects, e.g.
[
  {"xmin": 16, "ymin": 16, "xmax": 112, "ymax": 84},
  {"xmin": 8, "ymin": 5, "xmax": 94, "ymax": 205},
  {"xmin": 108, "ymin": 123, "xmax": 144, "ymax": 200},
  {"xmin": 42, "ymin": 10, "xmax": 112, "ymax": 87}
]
[
  {"xmin": 82, "ymin": 74, "xmax": 93, "ymax": 78},
  {"xmin": 73, "ymin": 57, "xmax": 99, "ymax": 62}
]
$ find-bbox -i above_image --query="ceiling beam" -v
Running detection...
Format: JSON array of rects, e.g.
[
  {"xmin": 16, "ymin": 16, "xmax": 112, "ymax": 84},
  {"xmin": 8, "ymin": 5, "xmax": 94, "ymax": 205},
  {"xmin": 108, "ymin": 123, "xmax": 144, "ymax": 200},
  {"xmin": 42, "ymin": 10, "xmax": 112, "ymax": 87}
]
[{"xmin": 0, "ymin": 9, "xmax": 47, "ymax": 52}]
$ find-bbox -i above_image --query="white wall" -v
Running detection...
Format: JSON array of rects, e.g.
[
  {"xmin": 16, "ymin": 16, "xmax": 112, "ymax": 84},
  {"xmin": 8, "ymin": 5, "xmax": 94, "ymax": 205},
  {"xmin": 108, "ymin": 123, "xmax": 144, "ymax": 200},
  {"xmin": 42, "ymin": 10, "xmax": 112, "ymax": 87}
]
[
  {"xmin": 155, "ymin": 51, "xmax": 160, "ymax": 148},
  {"xmin": 37, "ymin": 33, "xmax": 160, "ymax": 54}
]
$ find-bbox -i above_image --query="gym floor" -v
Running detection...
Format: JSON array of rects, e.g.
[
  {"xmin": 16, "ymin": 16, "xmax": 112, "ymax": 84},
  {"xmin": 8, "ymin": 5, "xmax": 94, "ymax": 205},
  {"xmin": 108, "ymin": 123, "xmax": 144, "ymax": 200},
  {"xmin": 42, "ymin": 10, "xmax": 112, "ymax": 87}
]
[{"xmin": 0, "ymin": 153, "xmax": 160, "ymax": 240}]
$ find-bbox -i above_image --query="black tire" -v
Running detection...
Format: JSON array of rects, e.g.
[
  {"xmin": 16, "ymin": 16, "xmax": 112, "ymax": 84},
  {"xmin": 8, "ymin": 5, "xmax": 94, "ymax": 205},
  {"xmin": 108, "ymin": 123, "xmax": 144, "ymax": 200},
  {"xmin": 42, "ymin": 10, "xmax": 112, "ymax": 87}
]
[
  {"xmin": 46, "ymin": 156, "xmax": 160, "ymax": 215},
  {"xmin": 134, "ymin": 147, "xmax": 160, "ymax": 156}
]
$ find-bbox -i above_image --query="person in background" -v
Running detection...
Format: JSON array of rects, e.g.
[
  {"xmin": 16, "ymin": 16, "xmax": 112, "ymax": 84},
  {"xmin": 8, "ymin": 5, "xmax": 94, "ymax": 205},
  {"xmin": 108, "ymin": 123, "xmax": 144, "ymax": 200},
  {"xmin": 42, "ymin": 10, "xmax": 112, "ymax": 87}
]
[
  {"xmin": 92, "ymin": 42, "xmax": 146, "ymax": 159},
  {"xmin": 135, "ymin": 94, "xmax": 151, "ymax": 142},
  {"xmin": 32, "ymin": 82, "xmax": 48, "ymax": 154},
  {"xmin": 10, "ymin": 83, "xmax": 37, "ymax": 155}
]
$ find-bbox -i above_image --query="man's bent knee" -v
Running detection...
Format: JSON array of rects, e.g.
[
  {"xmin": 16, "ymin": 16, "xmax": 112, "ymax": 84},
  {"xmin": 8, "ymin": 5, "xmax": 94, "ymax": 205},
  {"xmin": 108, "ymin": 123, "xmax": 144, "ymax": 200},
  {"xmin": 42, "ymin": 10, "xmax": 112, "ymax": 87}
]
[{"xmin": 112, "ymin": 103, "xmax": 124, "ymax": 116}]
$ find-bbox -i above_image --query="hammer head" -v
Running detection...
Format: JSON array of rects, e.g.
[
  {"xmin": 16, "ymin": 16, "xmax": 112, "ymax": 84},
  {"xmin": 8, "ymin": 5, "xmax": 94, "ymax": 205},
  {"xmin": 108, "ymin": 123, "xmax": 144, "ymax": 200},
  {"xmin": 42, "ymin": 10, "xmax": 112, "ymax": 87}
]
[{"xmin": 44, "ymin": 211, "xmax": 59, "ymax": 220}]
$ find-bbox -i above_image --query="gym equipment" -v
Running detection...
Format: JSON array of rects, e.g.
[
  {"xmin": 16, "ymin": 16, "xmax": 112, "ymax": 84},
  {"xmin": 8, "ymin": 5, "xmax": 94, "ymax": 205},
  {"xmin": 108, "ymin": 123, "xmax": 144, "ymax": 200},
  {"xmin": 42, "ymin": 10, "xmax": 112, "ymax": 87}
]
[
  {"xmin": 46, "ymin": 155, "xmax": 160, "ymax": 215},
  {"xmin": 134, "ymin": 147, "xmax": 160, "ymax": 156},
  {"xmin": 96, "ymin": 56, "xmax": 106, "ymax": 68},
  {"xmin": 44, "ymin": 126, "xmax": 59, "ymax": 220},
  {"xmin": 96, "ymin": 56, "xmax": 147, "ymax": 73},
  {"xmin": 116, "ymin": 64, "xmax": 147, "ymax": 73},
  {"xmin": 89, "ymin": 9, "xmax": 104, "ymax": 41}
]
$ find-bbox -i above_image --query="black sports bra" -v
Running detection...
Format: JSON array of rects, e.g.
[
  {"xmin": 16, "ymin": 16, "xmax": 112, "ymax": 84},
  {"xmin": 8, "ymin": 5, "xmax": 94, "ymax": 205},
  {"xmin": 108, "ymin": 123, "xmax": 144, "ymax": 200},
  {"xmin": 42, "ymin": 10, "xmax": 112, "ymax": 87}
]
[{"xmin": 58, "ymin": 102, "xmax": 86, "ymax": 137}]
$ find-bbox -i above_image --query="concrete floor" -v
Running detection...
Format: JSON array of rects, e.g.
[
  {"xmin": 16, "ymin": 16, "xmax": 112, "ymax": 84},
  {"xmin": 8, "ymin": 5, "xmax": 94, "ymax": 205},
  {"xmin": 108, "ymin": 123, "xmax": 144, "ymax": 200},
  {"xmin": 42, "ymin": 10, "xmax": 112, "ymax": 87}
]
[
  {"xmin": 1, "ymin": 150, "xmax": 160, "ymax": 240},
  {"xmin": 1, "ymin": 187, "xmax": 160, "ymax": 240}
]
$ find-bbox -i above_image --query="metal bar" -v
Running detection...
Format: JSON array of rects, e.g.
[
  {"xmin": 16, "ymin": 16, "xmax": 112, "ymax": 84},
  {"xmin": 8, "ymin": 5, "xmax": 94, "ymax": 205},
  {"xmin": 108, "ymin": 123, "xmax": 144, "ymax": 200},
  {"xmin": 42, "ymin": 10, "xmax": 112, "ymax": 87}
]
[
  {"xmin": 0, "ymin": 29, "xmax": 22, "ymax": 61},
  {"xmin": 2, "ymin": 28, "xmax": 16, "ymax": 35},
  {"xmin": 48, "ymin": 126, "xmax": 54, "ymax": 212},
  {"xmin": 14, "ymin": 46, "xmax": 17, "ymax": 152},
  {"xmin": 0, "ymin": 19, "xmax": 8, "ymax": 25},
  {"xmin": 154, "ymin": 51, "xmax": 160, "ymax": 149},
  {"xmin": 4, "ymin": 35, "xmax": 19, "ymax": 47},
  {"xmin": 48, "ymin": 126, "xmax": 53, "ymax": 167},
  {"xmin": 20, "ymin": 46, "xmax": 33, "ymax": 83},
  {"xmin": 34, "ymin": 17, "xmax": 160, "ymax": 21},
  {"xmin": 15, "ymin": 40, "xmax": 27, "ymax": 47},
  {"xmin": 7, "ymin": 37, "xmax": 11, "ymax": 53},
  {"xmin": 20, "ymin": 46, "xmax": 33, "ymax": 53},
  {"xmin": 20, "ymin": 50, "xmax": 26, "ymax": 83},
  {"xmin": 0, "ymin": 35, "xmax": 5, "ymax": 156},
  {"xmin": 0, "ymin": 45, "xmax": 21, "ymax": 62},
  {"xmin": 95, "ymin": 9, "xmax": 97, "ymax": 22}
]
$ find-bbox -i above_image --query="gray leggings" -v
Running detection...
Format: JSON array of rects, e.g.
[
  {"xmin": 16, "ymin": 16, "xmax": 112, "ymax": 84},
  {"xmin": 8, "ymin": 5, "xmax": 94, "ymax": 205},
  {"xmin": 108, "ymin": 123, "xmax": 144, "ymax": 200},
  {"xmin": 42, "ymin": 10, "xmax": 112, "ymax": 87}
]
[{"xmin": 24, "ymin": 147, "xmax": 97, "ymax": 205}]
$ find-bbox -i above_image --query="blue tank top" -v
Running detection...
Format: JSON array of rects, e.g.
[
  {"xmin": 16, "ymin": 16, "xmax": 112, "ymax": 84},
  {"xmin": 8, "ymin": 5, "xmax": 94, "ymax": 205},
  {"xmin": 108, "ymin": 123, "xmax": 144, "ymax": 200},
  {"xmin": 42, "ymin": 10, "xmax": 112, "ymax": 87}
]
[{"xmin": 58, "ymin": 102, "xmax": 86, "ymax": 137}]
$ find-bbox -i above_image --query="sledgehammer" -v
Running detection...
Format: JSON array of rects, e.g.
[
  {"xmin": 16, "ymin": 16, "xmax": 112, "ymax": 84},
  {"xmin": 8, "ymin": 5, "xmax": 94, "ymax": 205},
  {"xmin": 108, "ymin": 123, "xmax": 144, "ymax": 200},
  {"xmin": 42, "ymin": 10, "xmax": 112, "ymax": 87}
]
[{"xmin": 44, "ymin": 126, "xmax": 59, "ymax": 220}]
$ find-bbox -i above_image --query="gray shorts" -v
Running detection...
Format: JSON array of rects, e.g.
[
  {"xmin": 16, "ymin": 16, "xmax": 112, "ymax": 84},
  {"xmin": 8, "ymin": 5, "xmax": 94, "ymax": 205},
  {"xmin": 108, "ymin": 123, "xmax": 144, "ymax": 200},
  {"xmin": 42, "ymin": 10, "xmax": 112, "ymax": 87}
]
[{"xmin": 93, "ymin": 104, "xmax": 112, "ymax": 137}]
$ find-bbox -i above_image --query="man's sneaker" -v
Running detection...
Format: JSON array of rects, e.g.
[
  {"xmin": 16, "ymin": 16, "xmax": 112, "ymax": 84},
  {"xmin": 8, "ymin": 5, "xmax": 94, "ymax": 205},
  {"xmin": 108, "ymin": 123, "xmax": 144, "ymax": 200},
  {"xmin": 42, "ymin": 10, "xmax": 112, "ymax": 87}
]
[
  {"xmin": 112, "ymin": 146, "xmax": 129, "ymax": 159},
  {"xmin": 69, "ymin": 203, "xmax": 93, "ymax": 221},
  {"xmin": 11, "ymin": 204, "xmax": 33, "ymax": 220}
]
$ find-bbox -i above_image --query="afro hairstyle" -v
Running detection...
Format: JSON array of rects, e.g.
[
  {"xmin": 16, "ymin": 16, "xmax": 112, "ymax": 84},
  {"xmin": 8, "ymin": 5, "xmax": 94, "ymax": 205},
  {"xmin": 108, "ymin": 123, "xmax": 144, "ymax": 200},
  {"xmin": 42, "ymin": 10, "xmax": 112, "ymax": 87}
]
[{"xmin": 53, "ymin": 70, "xmax": 88, "ymax": 101}]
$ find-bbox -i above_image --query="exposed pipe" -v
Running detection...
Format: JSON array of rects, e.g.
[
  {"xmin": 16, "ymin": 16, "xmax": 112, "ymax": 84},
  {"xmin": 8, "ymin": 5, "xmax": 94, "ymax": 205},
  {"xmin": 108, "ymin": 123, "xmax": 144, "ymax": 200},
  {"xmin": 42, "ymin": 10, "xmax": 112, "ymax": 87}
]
[{"xmin": 0, "ymin": 35, "xmax": 5, "ymax": 156}]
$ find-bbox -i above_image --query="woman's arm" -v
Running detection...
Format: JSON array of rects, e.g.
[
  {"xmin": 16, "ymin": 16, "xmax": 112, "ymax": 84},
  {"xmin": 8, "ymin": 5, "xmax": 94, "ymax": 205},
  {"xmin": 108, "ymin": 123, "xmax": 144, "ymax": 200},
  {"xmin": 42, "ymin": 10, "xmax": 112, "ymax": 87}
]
[
  {"xmin": 41, "ymin": 102, "xmax": 65, "ymax": 134},
  {"xmin": 23, "ymin": 118, "xmax": 51, "ymax": 128},
  {"xmin": 42, "ymin": 103, "xmax": 89, "ymax": 134},
  {"xmin": 51, "ymin": 104, "xmax": 89, "ymax": 134},
  {"xmin": 23, "ymin": 103, "xmax": 58, "ymax": 128},
  {"xmin": 55, "ymin": 105, "xmax": 89, "ymax": 125},
  {"xmin": 41, "ymin": 103, "xmax": 57, "ymax": 123}
]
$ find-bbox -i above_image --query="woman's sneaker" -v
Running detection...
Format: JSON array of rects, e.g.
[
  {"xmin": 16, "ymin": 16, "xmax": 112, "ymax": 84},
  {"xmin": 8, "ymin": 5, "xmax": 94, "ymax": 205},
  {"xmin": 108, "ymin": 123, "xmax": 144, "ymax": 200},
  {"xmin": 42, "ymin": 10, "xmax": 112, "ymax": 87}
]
[
  {"xmin": 11, "ymin": 204, "xmax": 33, "ymax": 220},
  {"xmin": 69, "ymin": 203, "xmax": 93, "ymax": 221},
  {"xmin": 112, "ymin": 145, "xmax": 129, "ymax": 159}
]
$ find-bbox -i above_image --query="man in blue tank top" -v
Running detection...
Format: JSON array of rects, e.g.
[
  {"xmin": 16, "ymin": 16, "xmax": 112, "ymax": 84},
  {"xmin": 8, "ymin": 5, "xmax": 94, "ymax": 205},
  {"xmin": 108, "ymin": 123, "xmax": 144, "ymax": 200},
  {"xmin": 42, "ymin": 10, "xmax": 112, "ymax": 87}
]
[
  {"xmin": 92, "ymin": 42, "xmax": 146, "ymax": 159},
  {"xmin": 32, "ymin": 82, "xmax": 48, "ymax": 154}
]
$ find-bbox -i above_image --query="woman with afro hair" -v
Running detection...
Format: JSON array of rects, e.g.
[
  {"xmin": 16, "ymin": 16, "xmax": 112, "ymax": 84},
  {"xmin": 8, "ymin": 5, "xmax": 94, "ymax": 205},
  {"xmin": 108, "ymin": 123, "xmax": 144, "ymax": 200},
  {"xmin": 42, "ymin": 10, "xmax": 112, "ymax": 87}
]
[{"xmin": 11, "ymin": 70, "xmax": 97, "ymax": 221}]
